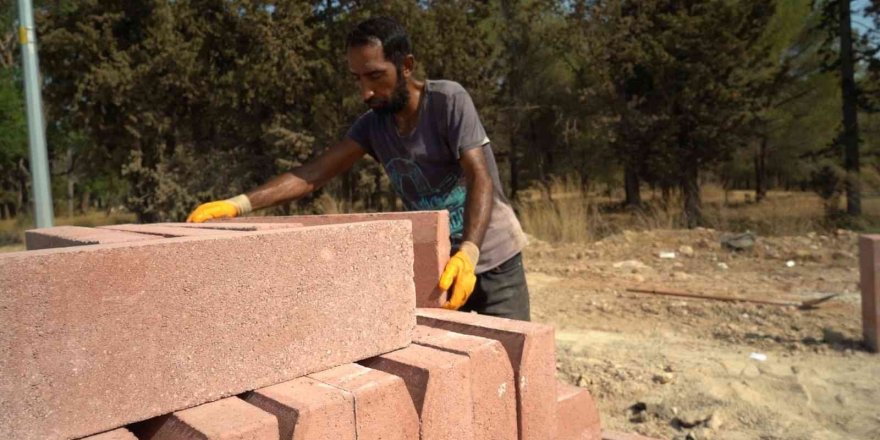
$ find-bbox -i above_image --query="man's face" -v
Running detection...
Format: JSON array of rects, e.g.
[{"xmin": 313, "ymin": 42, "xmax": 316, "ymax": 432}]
[{"xmin": 347, "ymin": 43, "xmax": 409, "ymax": 115}]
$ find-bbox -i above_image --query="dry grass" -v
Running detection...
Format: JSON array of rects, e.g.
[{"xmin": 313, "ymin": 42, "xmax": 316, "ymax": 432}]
[{"xmin": 516, "ymin": 180, "xmax": 880, "ymax": 244}]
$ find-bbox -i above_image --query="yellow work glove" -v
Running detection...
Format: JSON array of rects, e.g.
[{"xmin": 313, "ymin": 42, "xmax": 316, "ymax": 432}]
[
  {"xmin": 186, "ymin": 194, "xmax": 252, "ymax": 223},
  {"xmin": 439, "ymin": 241, "xmax": 480, "ymax": 310}
]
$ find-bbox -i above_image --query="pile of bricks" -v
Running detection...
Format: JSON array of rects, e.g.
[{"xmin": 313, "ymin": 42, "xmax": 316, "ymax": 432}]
[{"xmin": 1, "ymin": 211, "xmax": 646, "ymax": 440}]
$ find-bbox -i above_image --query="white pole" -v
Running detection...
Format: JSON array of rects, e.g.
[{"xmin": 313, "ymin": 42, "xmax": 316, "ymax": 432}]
[{"xmin": 17, "ymin": 0, "xmax": 54, "ymax": 227}]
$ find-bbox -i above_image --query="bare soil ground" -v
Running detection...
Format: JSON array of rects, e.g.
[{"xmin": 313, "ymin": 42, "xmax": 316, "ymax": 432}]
[{"xmin": 526, "ymin": 228, "xmax": 880, "ymax": 440}]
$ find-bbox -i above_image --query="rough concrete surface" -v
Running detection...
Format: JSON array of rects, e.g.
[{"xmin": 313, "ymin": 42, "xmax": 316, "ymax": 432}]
[
  {"xmin": 244, "ymin": 376, "xmax": 356, "ymax": 440},
  {"xmin": 136, "ymin": 397, "xmax": 278, "ymax": 440},
  {"xmin": 309, "ymin": 363, "xmax": 419, "ymax": 440},
  {"xmin": 413, "ymin": 325, "xmax": 517, "ymax": 440},
  {"xmin": 25, "ymin": 225, "xmax": 156, "ymax": 250},
  {"xmin": 416, "ymin": 308, "xmax": 557, "ymax": 440},
  {"xmin": 556, "ymin": 382, "xmax": 602, "ymax": 440},
  {"xmin": 859, "ymin": 235, "xmax": 880, "ymax": 352},
  {"xmin": 80, "ymin": 428, "xmax": 139, "ymax": 440},
  {"xmin": 361, "ymin": 344, "xmax": 475, "ymax": 440},
  {"xmin": 0, "ymin": 222, "xmax": 415, "ymax": 440},
  {"xmin": 221, "ymin": 211, "xmax": 451, "ymax": 307}
]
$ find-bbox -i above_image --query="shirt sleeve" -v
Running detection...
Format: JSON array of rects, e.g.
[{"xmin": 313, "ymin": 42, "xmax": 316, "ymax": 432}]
[
  {"xmin": 345, "ymin": 111, "xmax": 374, "ymax": 158},
  {"xmin": 446, "ymin": 90, "xmax": 490, "ymax": 159}
]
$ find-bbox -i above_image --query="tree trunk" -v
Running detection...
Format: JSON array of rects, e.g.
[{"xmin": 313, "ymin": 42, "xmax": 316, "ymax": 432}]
[
  {"xmin": 624, "ymin": 163, "xmax": 641, "ymax": 208},
  {"xmin": 754, "ymin": 136, "xmax": 768, "ymax": 203},
  {"xmin": 66, "ymin": 145, "xmax": 76, "ymax": 216},
  {"xmin": 80, "ymin": 191, "xmax": 91, "ymax": 213},
  {"xmin": 681, "ymin": 158, "xmax": 702, "ymax": 228},
  {"xmin": 839, "ymin": 0, "xmax": 861, "ymax": 216},
  {"xmin": 509, "ymin": 128, "xmax": 519, "ymax": 200}
]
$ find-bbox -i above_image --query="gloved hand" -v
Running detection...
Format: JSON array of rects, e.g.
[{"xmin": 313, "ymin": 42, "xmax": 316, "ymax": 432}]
[
  {"xmin": 186, "ymin": 194, "xmax": 252, "ymax": 223},
  {"xmin": 439, "ymin": 241, "xmax": 480, "ymax": 310}
]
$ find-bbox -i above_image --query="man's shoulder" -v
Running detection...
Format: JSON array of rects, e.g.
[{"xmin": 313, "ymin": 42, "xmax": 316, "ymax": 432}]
[{"xmin": 426, "ymin": 79, "xmax": 470, "ymax": 98}]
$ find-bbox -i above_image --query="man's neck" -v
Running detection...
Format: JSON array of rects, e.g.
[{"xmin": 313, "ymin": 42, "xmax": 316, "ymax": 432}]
[{"xmin": 394, "ymin": 79, "xmax": 425, "ymax": 133}]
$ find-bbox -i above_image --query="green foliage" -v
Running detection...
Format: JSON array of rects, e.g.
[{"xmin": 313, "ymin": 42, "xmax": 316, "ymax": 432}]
[{"xmin": 0, "ymin": 0, "xmax": 868, "ymax": 224}]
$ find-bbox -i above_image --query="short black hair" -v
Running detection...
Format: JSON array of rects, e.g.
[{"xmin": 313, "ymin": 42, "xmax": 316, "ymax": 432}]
[{"xmin": 346, "ymin": 16, "xmax": 412, "ymax": 66}]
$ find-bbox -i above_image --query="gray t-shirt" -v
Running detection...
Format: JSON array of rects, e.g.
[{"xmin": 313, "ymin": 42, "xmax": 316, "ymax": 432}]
[{"xmin": 346, "ymin": 80, "xmax": 527, "ymax": 273}]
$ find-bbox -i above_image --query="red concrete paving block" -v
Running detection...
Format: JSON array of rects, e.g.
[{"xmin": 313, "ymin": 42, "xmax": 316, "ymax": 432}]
[
  {"xmin": 416, "ymin": 308, "xmax": 557, "ymax": 440},
  {"xmin": 601, "ymin": 430, "xmax": 663, "ymax": 440},
  {"xmin": 244, "ymin": 376, "xmax": 355, "ymax": 440},
  {"xmin": 556, "ymin": 382, "xmax": 601, "ymax": 440},
  {"xmin": 24, "ymin": 225, "xmax": 156, "ymax": 250},
  {"xmin": 360, "ymin": 344, "xmax": 474, "ymax": 440},
  {"xmin": 138, "ymin": 397, "xmax": 277, "ymax": 440},
  {"xmin": 0, "ymin": 222, "xmax": 415, "ymax": 440},
  {"xmin": 859, "ymin": 235, "xmax": 880, "ymax": 352},
  {"xmin": 412, "ymin": 325, "xmax": 517, "ymax": 440},
  {"xmin": 81, "ymin": 428, "xmax": 139, "ymax": 440},
  {"xmin": 164, "ymin": 222, "xmax": 304, "ymax": 231},
  {"xmin": 222, "ymin": 211, "xmax": 451, "ymax": 307},
  {"xmin": 99, "ymin": 223, "xmax": 239, "ymax": 237},
  {"xmin": 309, "ymin": 363, "xmax": 419, "ymax": 440}
]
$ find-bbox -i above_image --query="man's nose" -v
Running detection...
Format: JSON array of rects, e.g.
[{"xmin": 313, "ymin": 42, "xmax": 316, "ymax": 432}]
[{"xmin": 360, "ymin": 83, "xmax": 374, "ymax": 102}]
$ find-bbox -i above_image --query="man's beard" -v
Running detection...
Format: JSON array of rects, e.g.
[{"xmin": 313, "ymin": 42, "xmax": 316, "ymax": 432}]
[{"xmin": 367, "ymin": 68, "xmax": 409, "ymax": 115}]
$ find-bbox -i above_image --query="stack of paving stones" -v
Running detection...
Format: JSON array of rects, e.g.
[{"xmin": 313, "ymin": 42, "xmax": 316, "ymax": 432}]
[{"xmin": 1, "ymin": 211, "xmax": 655, "ymax": 440}]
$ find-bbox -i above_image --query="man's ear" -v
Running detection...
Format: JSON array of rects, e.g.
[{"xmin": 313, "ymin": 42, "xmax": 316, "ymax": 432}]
[{"xmin": 402, "ymin": 54, "xmax": 415, "ymax": 77}]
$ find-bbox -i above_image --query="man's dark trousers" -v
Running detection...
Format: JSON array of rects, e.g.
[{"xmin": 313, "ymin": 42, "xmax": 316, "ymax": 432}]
[{"xmin": 460, "ymin": 253, "xmax": 531, "ymax": 321}]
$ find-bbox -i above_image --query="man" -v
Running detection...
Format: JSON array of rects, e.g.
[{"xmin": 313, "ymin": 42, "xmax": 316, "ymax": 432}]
[{"xmin": 187, "ymin": 17, "xmax": 530, "ymax": 321}]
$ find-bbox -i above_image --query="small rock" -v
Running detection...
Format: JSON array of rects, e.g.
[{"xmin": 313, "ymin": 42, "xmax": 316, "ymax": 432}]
[
  {"xmin": 676, "ymin": 409, "xmax": 714, "ymax": 428},
  {"xmin": 631, "ymin": 274, "xmax": 646, "ymax": 283},
  {"xmin": 613, "ymin": 260, "xmax": 651, "ymax": 273},
  {"xmin": 717, "ymin": 262, "xmax": 729, "ymax": 270},
  {"xmin": 576, "ymin": 374, "xmax": 591, "ymax": 387},
  {"xmin": 672, "ymin": 271, "xmax": 691, "ymax": 281},
  {"xmin": 831, "ymin": 250, "xmax": 855, "ymax": 261},
  {"xmin": 678, "ymin": 245, "xmax": 695, "ymax": 257},
  {"xmin": 721, "ymin": 232, "xmax": 756, "ymax": 251},
  {"xmin": 742, "ymin": 364, "xmax": 761, "ymax": 378},
  {"xmin": 706, "ymin": 411, "xmax": 723, "ymax": 430},
  {"xmin": 653, "ymin": 372, "xmax": 674, "ymax": 384},
  {"xmin": 630, "ymin": 411, "xmax": 648, "ymax": 423}
]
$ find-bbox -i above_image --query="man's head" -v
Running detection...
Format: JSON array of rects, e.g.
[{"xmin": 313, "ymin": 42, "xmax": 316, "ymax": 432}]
[{"xmin": 346, "ymin": 17, "xmax": 414, "ymax": 115}]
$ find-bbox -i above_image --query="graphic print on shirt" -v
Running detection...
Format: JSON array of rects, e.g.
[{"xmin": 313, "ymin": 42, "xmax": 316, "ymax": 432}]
[{"xmin": 384, "ymin": 157, "xmax": 466, "ymax": 242}]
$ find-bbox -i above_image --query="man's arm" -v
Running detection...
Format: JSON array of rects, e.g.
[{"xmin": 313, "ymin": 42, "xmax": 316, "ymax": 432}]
[
  {"xmin": 187, "ymin": 138, "xmax": 365, "ymax": 222},
  {"xmin": 460, "ymin": 145, "xmax": 493, "ymax": 249},
  {"xmin": 438, "ymin": 144, "xmax": 492, "ymax": 310},
  {"xmin": 247, "ymin": 138, "xmax": 366, "ymax": 209}
]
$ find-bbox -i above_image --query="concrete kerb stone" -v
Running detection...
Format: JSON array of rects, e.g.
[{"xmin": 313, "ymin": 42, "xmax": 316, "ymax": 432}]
[
  {"xmin": 80, "ymin": 428, "xmax": 139, "ymax": 440},
  {"xmin": 0, "ymin": 222, "xmax": 415, "ymax": 440},
  {"xmin": 162, "ymin": 222, "xmax": 305, "ymax": 231},
  {"xmin": 134, "ymin": 397, "xmax": 278, "ymax": 440},
  {"xmin": 99, "ymin": 223, "xmax": 247, "ymax": 237},
  {"xmin": 360, "ymin": 344, "xmax": 475, "ymax": 440},
  {"xmin": 308, "ymin": 363, "xmax": 419, "ymax": 440},
  {"xmin": 412, "ymin": 325, "xmax": 517, "ymax": 440},
  {"xmin": 556, "ymin": 381, "xmax": 601, "ymax": 440},
  {"xmin": 244, "ymin": 376, "xmax": 356, "ymax": 440},
  {"xmin": 859, "ymin": 235, "xmax": 880, "ymax": 352},
  {"xmin": 601, "ymin": 430, "xmax": 664, "ymax": 440},
  {"xmin": 220, "ymin": 211, "xmax": 451, "ymax": 307},
  {"xmin": 24, "ymin": 225, "xmax": 157, "ymax": 250},
  {"xmin": 415, "ymin": 308, "xmax": 557, "ymax": 440}
]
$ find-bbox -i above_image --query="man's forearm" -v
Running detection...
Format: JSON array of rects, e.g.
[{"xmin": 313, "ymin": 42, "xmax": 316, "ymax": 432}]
[
  {"xmin": 461, "ymin": 172, "xmax": 492, "ymax": 248},
  {"xmin": 245, "ymin": 167, "xmax": 320, "ymax": 211}
]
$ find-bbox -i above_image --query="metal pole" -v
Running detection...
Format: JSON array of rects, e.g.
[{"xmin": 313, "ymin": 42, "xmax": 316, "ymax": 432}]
[{"xmin": 17, "ymin": 0, "xmax": 54, "ymax": 227}]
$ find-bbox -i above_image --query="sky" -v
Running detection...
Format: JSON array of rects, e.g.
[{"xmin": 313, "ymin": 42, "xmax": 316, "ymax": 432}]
[{"xmin": 854, "ymin": 0, "xmax": 877, "ymax": 34}]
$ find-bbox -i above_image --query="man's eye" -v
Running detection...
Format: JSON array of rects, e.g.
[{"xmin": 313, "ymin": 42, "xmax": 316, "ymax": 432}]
[{"xmin": 369, "ymin": 72, "xmax": 383, "ymax": 80}]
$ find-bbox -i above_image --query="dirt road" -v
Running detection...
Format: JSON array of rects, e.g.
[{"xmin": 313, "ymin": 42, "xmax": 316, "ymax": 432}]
[{"xmin": 526, "ymin": 228, "xmax": 880, "ymax": 440}]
